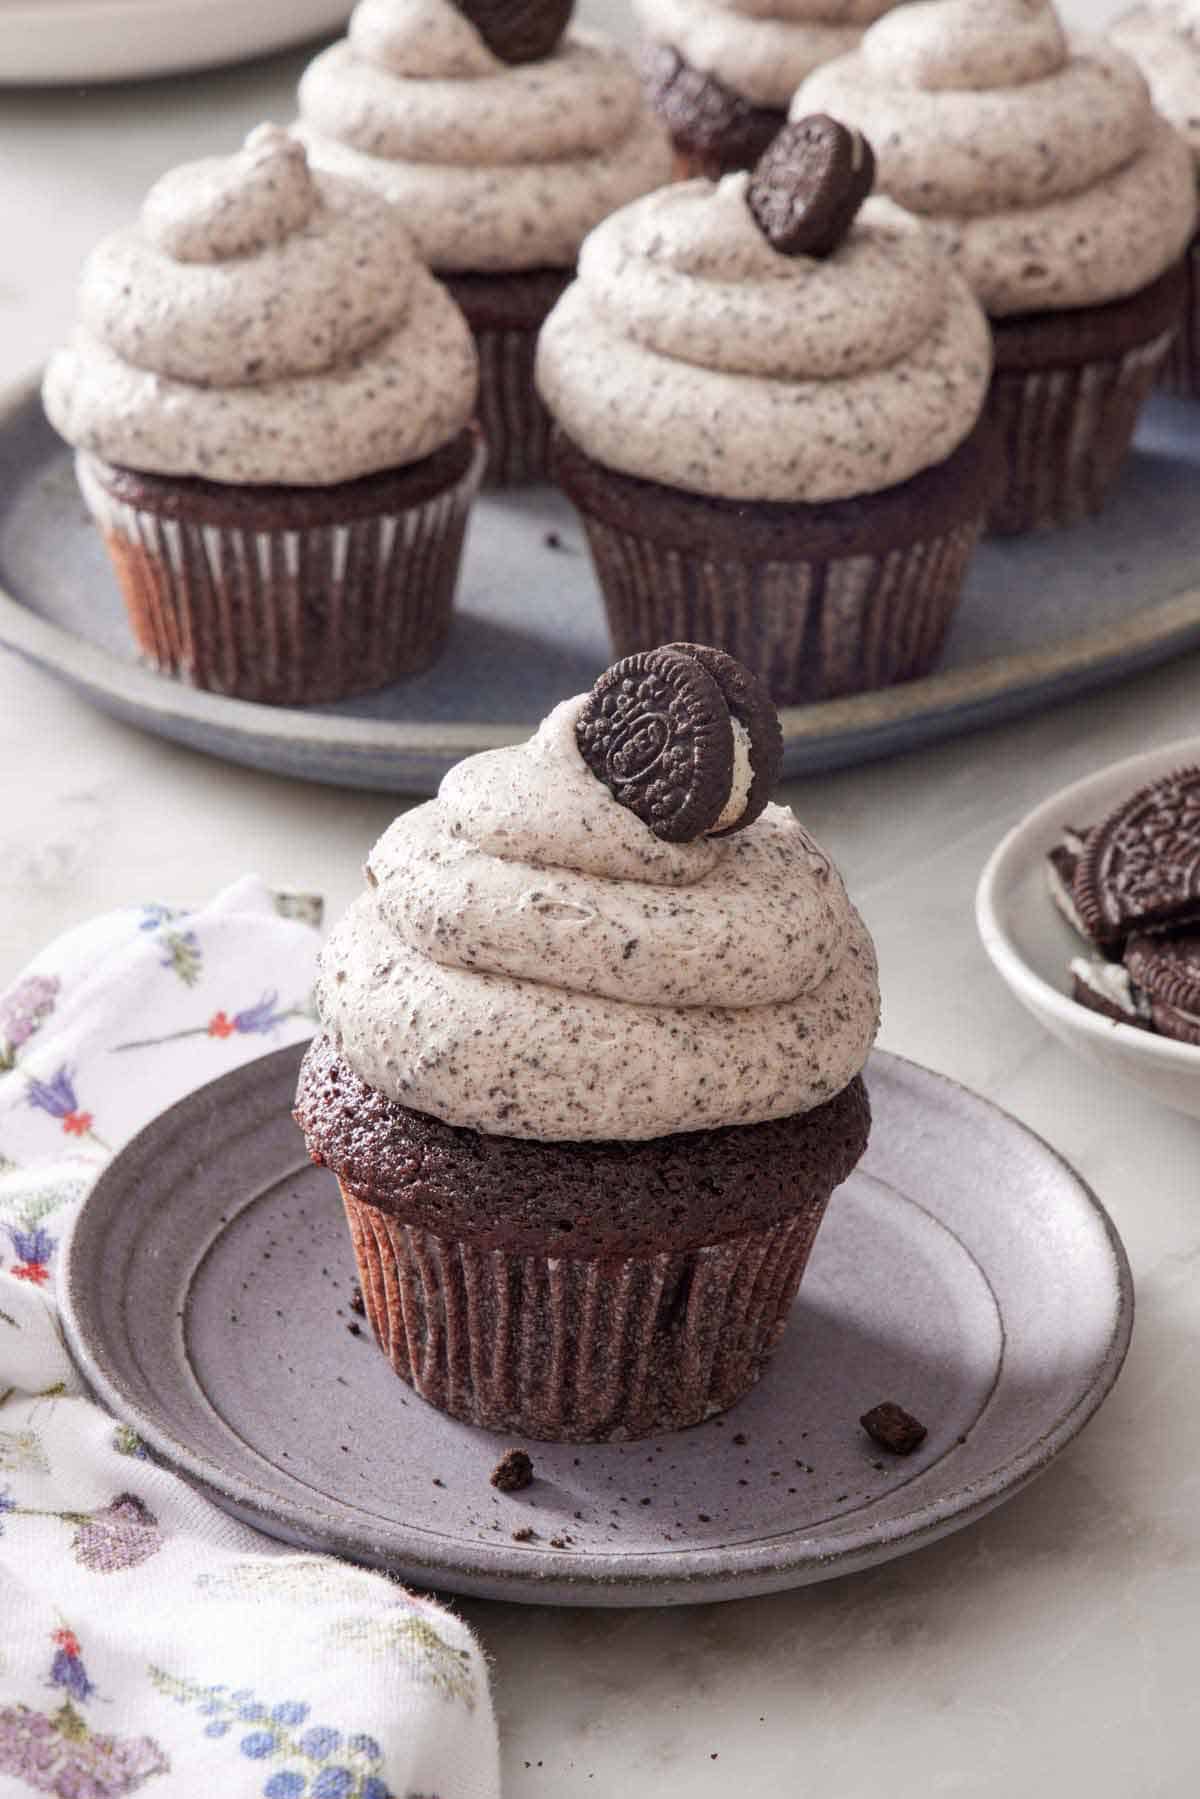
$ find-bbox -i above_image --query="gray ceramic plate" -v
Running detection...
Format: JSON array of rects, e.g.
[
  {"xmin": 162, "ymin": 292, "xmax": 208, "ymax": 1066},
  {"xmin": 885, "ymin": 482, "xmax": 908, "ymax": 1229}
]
[
  {"xmin": 58, "ymin": 1043, "xmax": 1132, "ymax": 1607},
  {"xmin": 4, "ymin": 377, "xmax": 1200, "ymax": 792}
]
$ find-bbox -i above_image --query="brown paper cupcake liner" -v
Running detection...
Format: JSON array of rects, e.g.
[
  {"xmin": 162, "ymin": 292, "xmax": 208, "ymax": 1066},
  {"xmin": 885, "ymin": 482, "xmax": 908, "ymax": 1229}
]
[
  {"xmin": 76, "ymin": 440, "xmax": 484, "ymax": 704},
  {"xmin": 985, "ymin": 328, "xmax": 1177, "ymax": 535},
  {"xmin": 339, "ymin": 1179, "xmax": 830, "ymax": 1441},
  {"xmin": 1160, "ymin": 232, "xmax": 1200, "ymax": 400},
  {"xmin": 470, "ymin": 323, "xmax": 555, "ymax": 487}
]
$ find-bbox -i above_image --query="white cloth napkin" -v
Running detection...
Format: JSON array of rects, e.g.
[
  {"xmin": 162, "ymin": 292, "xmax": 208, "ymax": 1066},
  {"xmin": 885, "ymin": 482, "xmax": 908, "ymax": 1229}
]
[{"xmin": 0, "ymin": 878, "xmax": 500, "ymax": 1799}]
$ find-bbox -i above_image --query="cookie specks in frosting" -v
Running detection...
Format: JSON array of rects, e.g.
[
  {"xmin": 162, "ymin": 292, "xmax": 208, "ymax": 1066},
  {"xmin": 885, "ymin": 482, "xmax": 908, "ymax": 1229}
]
[{"xmin": 316, "ymin": 691, "xmax": 880, "ymax": 1141}]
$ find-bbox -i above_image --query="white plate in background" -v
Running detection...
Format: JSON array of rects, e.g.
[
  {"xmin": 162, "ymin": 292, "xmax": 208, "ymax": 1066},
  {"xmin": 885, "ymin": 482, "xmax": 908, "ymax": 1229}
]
[
  {"xmin": 0, "ymin": 0, "xmax": 350, "ymax": 85},
  {"xmin": 976, "ymin": 739, "xmax": 1200, "ymax": 1119}
]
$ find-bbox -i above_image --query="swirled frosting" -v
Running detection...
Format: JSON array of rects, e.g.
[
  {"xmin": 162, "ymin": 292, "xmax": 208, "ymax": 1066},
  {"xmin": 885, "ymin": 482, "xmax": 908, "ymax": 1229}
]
[
  {"xmin": 296, "ymin": 3, "xmax": 672, "ymax": 273},
  {"xmin": 315, "ymin": 695, "xmax": 880, "ymax": 1142},
  {"xmin": 1112, "ymin": 3, "xmax": 1200, "ymax": 166},
  {"xmin": 633, "ymin": 0, "xmax": 900, "ymax": 109},
  {"xmin": 797, "ymin": 0, "xmax": 1198, "ymax": 315},
  {"xmin": 42, "ymin": 126, "xmax": 478, "ymax": 486},
  {"xmin": 535, "ymin": 175, "xmax": 991, "ymax": 502}
]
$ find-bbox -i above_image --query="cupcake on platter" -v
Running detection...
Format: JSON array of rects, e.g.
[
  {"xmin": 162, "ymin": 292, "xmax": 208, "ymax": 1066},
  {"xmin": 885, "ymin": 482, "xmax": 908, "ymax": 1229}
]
[
  {"xmin": 797, "ymin": 0, "xmax": 1198, "ymax": 533},
  {"xmin": 536, "ymin": 118, "xmax": 996, "ymax": 704},
  {"xmin": 636, "ymin": 0, "xmax": 903, "ymax": 180},
  {"xmin": 296, "ymin": 0, "xmax": 671, "ymax": 486},
  {"xmin": 294, "ymin": 644, "xmax": 880, "ymax": 1442},
  {"xmin": 1110, "ymin": 2, "xmax": 1200, "ymax": 397},
  {"xmin": 43, "ymin": 126, "xmax": 481, "ymax": 706}
]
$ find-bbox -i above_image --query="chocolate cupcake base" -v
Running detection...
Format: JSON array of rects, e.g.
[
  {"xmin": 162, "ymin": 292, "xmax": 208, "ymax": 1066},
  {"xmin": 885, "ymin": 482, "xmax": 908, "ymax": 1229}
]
[
  {"xmin": 443, "ymin": 270, "xmax": 572, "ymax": 487},
  {"xmin": 640, "ymin": 43, "xmax": 785, "ymax": 180},
  {"xmin": 1160, "ymin": 230, "xmax": 1200, "ymax": 400},
  {"xmin": 987, "ymin": 261, "xmax": 1186, "ymax": 535},
  {"xmin": 551, "ymin": 420, "xmax": 998, "ymax": 705},
  {"xmin": 295, "ymin": 1037, "xmax": 871, "ymax": 1441},
  {"xmin": 77, "ymin": 430, "xmax": 484, "ymax": 705}
]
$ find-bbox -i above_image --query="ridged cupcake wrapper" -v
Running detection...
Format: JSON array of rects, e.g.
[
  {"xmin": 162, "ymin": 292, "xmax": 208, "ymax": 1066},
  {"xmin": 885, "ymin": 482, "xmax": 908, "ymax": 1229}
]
[
  {"xmin": 472, "ymin": 324, "xmax": 554, "ymax": 488},
  {"xmin": 76, "ymin": 444, "xmax": 484, "ymax": 705},
  {"xmin": 339, "ymin": 1181, "xmax": 831, "ymax": 1442},
  {"xmin": 574, "ymin": 511, "xmax": 983, "ymax": 705},
  {"xmin": 986, "ymin": 329, "xmax": 1175, "ymax": 535},
  {"xmin": 1160, "ymin": 233, "xmax": 1200, "ymax": 401}
]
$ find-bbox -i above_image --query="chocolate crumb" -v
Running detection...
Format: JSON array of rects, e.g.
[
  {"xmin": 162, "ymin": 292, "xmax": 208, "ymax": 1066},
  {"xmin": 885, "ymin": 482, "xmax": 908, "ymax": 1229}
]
[
  {"xmin": 432, "ymin": 1477, "xmax": 445, "ymax": 1488},
  {"xmin": 511, "ymin": 1526, "xmax": 536, "ymax": 1543},
  {"xmin": 346, "ymin": 1322, "xmax": 362, "ymax": 1337},
  {"xmin": 491, "ymin": 1448, "xmax": 535, "ymax": 1493},
  {"xmin": 732, "ymin": 1432, "xmax": 748, "ymax": 1446},
  {"xmin": 549, "ymin": 1535, "xmax": 568, "ymax": 1549},
  {"xmin": 349, "ymin": 1283, "xmax": 366, "ymax": 1316},
  {"xmin": 860, "ymin": 1401, "xmax": 928, "ymax": 1456}
]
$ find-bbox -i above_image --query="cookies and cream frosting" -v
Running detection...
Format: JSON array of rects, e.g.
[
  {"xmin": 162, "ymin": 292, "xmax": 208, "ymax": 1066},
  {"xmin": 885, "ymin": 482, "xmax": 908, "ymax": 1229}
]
[
  {"xmin": 535, "ymin": 175, "xmax": 991, "ymax": 502},
  {"xmin": 42, "ymin": 126, "xmax": 478, "ymax": 486},
  {"xmin": 798, "ymin": 0, "xmax": 1197, "ymax": 315},
  {"xmin": 633, "ymin": 0, "xmax": 901, "ymax": 110},
  {"xmin": 1111, "ymin": 2, "xmax": 1200, "ymax": 166},
  {"xmin": 296, "ymin": 1, "xmax": 672, "ymax": 273},
  {"xmin": 315, "ymin": 695, "xmax": 880, "ymax": 1142}
]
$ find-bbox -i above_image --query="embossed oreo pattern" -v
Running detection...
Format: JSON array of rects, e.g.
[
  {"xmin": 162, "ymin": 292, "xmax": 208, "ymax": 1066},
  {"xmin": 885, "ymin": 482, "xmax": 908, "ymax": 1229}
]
[{"xmin": 1073, "ymin": 767, "xmax": 1200, "ymax": 945}]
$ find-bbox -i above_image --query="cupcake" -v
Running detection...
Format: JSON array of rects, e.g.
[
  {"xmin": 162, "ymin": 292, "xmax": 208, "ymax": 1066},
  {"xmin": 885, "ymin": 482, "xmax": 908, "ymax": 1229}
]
[
  {"xmin": 1111, "ymin": 2, "xmax": 1200, "ymax": 397},
  {"xmin": 42, "ymin": 126, "xmax": 482, "ymax": 706},
  {"xmin": 296, "ymin": 0, "xmax": 672, "ymax": 486},
  {"xmin": 535, "ymin": 119, "xmax": 996, "ymax": 704},
  {"xmin": 797, "ymin": 0, "xmax": 1198, "ymax": 533},
  {"xmin": 635, "ymin": 0, "xmax": 902, "ymax": 179},
  {"xmin": 294, "ymin": 644, "xmax": 880, "ymax": 1441}
]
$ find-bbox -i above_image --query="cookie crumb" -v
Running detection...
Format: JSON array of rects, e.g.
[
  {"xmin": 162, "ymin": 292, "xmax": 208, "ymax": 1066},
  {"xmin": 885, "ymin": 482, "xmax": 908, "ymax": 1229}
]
[
  {"xmin": 490, "ymin": 1448, "xmax": 535, "ymax": 1493},
  {"xmin": 732, "ymin": 1432, "xmax": 748, "ymax": 1446},
  {"xmin": 349, "ymin": 1283, "xmax": 366, "ymax": 1316},
  {"xmin": 511, "ymin": 1526, "xmax": 536, "ymax": 1543},
  {"xmin": 346, "ymin": 1321, "xmax": 362, "ymax": 1337},
  {"xmin": 860, "ymin": 1402, "xmax": 927, "ymax": 1456}
]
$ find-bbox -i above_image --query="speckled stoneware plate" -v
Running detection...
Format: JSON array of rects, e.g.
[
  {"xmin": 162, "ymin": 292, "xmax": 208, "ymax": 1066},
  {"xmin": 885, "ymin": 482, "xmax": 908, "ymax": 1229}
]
[
  {"xmin": 977, "ymin": 736, "xmax": 1200, "ymax": 1120},
  {"xmin": 0, "ymin": 0, "xmax": 349, "ymax": 85},
  {"xmin": 4, "ymin": 379, "xmax": 1200, "ymax": 792},
  {"xmin": 57, "ymin": 1043, "xmax": 1132, "ymax": 1607}
]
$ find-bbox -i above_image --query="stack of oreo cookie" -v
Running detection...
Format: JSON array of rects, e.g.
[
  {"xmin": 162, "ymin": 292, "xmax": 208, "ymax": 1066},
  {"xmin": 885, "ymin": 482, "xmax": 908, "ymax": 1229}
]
[{"xmin": 1046, "ymin": 768, "xmax": 1200, "ymax": 1044}]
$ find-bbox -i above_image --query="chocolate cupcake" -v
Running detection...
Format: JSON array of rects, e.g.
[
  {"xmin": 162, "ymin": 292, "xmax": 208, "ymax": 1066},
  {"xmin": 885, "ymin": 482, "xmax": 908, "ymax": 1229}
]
[
  {"xmin": 1111, "ymin": 2, "xmax": 1200, "ymax": 398},
  {"xmin": 295, "ymin": 648, "xmax": 880, "ymax": 1441},
  {"xmin": 296, "ymin": 0, "xmax": 671, "ymax": 486},
  {"xmin": 635, "ymin": 0, "xmax": 901, "ymax": 179},
  {"xmin": 798, "ymin": 0, "xmax": 1198, "ymax": 534},
  {"xmin": 535, "ymin": 124, "xmax": 996, "ymax": 704},
  {"xmin": 42, "ymin": 127, "xmax": 482, "ymax": 705}
]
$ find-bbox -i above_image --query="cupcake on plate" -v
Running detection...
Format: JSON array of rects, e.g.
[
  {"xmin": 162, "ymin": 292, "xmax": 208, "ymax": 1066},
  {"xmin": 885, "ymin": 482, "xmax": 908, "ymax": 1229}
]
[
  {"xmin": 42, "ymin": 126, "xmax": 481, "ymax": 706},
  {"xmin": 535, "ymin": 118, "xmax": 996, "ymax": 704},
  {"xmin": 294, "ymin": 644, "xmax": 879, "ymax": 1442},
  {"xmin": 636, "ymin": 0, "xmax": 903, "ymax": 179},
  {"xmin": 1110, "ymin": 2, "xmax": 1200, "ymax": 397},
  {"xmin": 296, "ymin": 0, "xmax": 671, "ymax": 486},
  {"xmin": 797, "ymin": 0, "xmax": 1198, "ymax": 533}
]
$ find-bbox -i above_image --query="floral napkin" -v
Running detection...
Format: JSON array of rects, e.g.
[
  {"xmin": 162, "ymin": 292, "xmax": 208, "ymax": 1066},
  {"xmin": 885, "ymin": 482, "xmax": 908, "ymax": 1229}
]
[{"xmin": 0, "ymin": 879, "xmax": 500, "ymax": 1799}]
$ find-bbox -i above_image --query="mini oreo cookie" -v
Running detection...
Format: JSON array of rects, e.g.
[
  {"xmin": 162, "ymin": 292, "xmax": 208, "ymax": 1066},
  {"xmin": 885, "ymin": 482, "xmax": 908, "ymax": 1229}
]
[
  {"xmin": 575, "ymin": 646, "xmax": 779, "ymax": 842},
  {"xmin": 660, "ymin": 642, "xmax": 782, "ymax": 836},
  {"xmin": 1072, "ymin": 767, "xmax": 1200, "ymax": 946},
  {"xmin": 453, "ymin": 0, "xmax": 573, "ymax": 65},
  {"xmin": 746, "ymin": 115, "xmax": 875, "ymax": 259},
  {"xmin": 1123, "ymin": 933, "xmax": 1200, "ymax": 1045}
]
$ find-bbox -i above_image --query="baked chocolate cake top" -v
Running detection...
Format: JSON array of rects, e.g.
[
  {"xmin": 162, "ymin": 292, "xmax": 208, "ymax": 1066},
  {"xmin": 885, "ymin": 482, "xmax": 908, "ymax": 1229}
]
[
  {"xmin": 309, "ymin": 667, "xmax": 879, "ymax": 1143},
  {"xmin": 747, "ymin": 116, "xmax": 875, "ymax": 259},
  {"xmin": 574, "ymin": 645, "xmax": 782, "ymax": 842}
]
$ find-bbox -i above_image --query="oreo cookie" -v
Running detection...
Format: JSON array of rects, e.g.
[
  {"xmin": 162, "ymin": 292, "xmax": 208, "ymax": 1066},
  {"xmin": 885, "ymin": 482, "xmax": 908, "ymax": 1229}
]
[
  {"xmin": 452, "ymin": 0, "xmax": 573, "ymax": 65},
  {"xmin": 1123, "ymin": 932, "xmax": 1200, "ymax": 1045},
  {"xmin": 575, "ymin": 646, "xmax": 781, "ymax": 842},
  {"xmin": 746, "ymin": 115, "xmax": 876, "ymax": 259},
  {"xmin": 1072, "ymin": 767, "xmax": 1200, "ymax": 946}
]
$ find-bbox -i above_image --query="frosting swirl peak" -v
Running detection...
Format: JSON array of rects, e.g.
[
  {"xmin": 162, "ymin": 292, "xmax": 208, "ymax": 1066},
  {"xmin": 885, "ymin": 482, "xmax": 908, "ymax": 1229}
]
[
  {"xmin": 315, "ymin": 695, "xmax": 880, "ymax": 1141},
  {"xmin": 536, "ymin": 176, "xmax": 991, "ymax": 501}
]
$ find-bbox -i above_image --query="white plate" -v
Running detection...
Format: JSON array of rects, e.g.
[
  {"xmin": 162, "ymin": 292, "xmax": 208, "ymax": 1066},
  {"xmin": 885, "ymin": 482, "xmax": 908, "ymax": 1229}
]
[
  {"xmin": 0, "ymin": 0, "xmax": 350, "ymax": 85},
  {"xmin": 976, "ymin": 737, "xmax": 1200, "ymax": 1118}
]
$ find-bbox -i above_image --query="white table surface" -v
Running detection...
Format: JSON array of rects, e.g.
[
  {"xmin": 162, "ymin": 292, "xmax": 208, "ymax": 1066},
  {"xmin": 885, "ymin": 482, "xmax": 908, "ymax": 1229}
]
[{"xmin": 4, "ymin": 2, "xmax": 1197, "ymax": 1794}]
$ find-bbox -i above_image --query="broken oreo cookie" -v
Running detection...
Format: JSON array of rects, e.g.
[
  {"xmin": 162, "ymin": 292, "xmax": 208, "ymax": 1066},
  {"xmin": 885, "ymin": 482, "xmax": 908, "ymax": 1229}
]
[
  {"xmin": 1072, "ymin": 767, "xmax": 1200, "ymax": 946},
  {"xmin": 1123, "ymin": 932, "xmax": 1200, "ymax": 1045},
  {"xmin": 747, "ymin": 115, "xmax": 876, "ymax": 259},
  {"xmin": 575, "ymin": 645, "xmax": 781, "ymax": 843},
  {"xmin": 860, "ymin": 1401, "xmax": 927, "ymax": 1457},
  {"xmin": 453, "ymin": 0, "xmax": 573, "ymax": 65}
]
